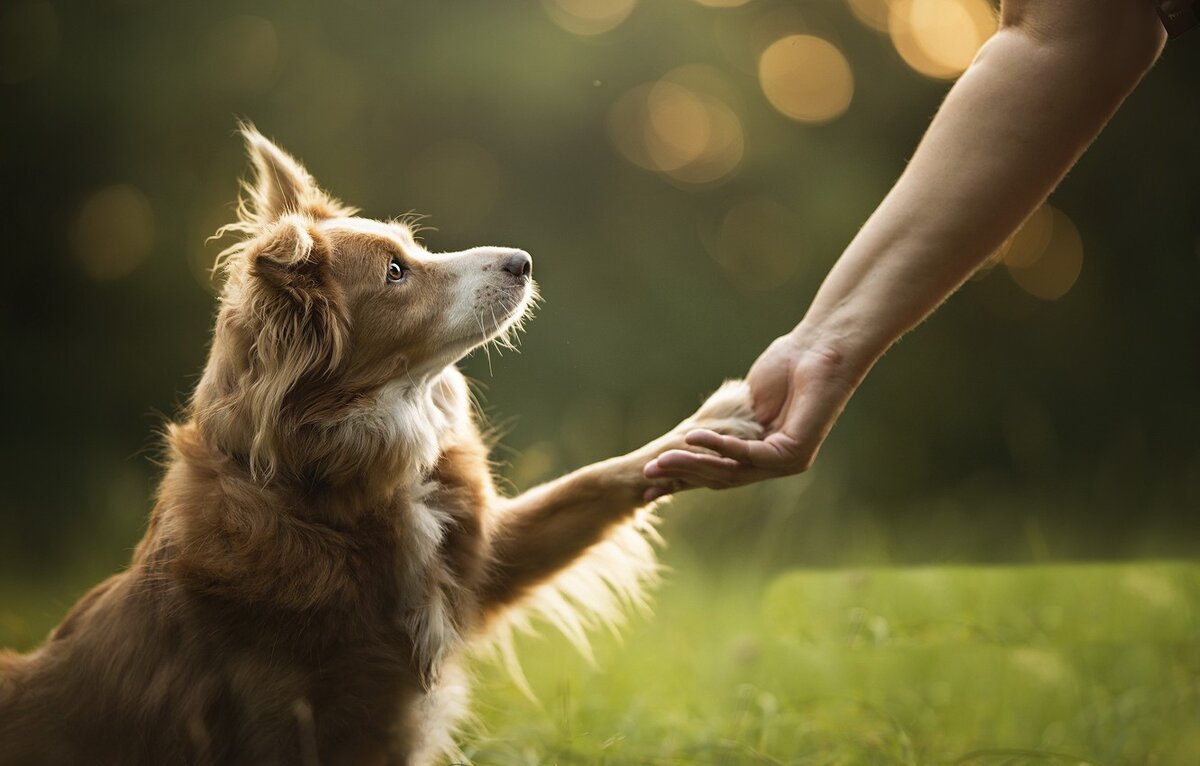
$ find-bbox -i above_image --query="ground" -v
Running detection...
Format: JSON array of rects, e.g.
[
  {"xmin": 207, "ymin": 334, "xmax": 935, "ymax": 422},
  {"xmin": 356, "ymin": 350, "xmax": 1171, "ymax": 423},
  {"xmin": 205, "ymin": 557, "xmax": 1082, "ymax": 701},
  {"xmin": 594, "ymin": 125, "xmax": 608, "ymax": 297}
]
[
  {"xmin": 463, "ymin": 559, "xmax": 1200, "ymax": 765},
  {"xmin": 3, "ymin": 560, "xmax": 1197, "ymax": 764}
]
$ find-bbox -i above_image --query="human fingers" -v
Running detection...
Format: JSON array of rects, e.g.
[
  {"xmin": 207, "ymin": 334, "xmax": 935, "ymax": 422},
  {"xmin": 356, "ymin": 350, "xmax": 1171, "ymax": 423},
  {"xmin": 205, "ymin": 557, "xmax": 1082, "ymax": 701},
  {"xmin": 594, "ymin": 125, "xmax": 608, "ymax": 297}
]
[
  {"xmin": 648, "ymin": 449, "xmax": 741, "ymax": 475},
  {"xmin": 683, "ymin": 429, "xmax": 802, "ymax": 469},
  {"xmin": 644, "ymin": 450, "xmax": 754, "ymax": 488},
  {"xmin": 644, "ymin": 452, "xmax": 739, "ymax": 489}
]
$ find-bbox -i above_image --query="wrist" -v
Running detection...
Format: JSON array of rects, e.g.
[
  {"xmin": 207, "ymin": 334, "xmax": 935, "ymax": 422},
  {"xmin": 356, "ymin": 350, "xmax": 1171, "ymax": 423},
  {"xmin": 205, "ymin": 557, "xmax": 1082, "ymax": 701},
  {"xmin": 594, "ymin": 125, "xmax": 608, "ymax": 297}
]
[{"xmin": 784, "ymin": 320, "xmax": 878, "ymax": 386}]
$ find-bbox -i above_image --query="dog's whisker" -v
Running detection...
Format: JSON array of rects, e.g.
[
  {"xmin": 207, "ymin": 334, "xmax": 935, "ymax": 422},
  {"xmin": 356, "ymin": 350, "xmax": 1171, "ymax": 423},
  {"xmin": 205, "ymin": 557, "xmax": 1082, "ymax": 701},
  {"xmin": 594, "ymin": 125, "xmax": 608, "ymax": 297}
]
[{"xmin": 481, "ymin": 312, "xmax": 495, "ymax": 375}]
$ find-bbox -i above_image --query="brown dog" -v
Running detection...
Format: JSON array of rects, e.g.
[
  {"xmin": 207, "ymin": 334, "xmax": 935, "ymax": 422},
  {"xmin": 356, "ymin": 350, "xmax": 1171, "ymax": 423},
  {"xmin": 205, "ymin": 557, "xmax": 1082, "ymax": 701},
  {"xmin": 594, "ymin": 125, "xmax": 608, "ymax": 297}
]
[{"xmin": 0, "ymin": 126, "xmax": 760, "ymax": 765}]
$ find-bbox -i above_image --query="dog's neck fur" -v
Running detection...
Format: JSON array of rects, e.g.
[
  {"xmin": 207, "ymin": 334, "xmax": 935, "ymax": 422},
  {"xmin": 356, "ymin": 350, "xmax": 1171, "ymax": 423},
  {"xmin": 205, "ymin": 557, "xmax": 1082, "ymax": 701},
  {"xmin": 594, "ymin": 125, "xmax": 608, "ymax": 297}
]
[{"xmin": 188, "ymin": 340, "xmax": 464, "ymax": 517}]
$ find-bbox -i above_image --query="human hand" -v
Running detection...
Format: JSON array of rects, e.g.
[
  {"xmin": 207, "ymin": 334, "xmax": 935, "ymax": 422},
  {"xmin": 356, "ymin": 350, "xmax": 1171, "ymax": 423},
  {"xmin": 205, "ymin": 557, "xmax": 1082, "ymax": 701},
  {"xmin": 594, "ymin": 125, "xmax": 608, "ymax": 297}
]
[
  {"xmin": 634, "ymin": 379, "xmax": 762, "ymax": 503},
  {"xmin": 643, "ymin": 331, "xmax": 862, "ymax": 491}
]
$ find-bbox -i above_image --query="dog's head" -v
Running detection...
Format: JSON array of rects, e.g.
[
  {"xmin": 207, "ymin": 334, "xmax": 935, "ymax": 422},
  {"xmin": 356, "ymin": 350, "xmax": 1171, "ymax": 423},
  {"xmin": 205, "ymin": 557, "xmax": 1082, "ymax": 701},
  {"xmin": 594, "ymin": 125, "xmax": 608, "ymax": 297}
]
[{"xmin": 197, "ymin": 125, "xmax": 534, "ymax": 477}]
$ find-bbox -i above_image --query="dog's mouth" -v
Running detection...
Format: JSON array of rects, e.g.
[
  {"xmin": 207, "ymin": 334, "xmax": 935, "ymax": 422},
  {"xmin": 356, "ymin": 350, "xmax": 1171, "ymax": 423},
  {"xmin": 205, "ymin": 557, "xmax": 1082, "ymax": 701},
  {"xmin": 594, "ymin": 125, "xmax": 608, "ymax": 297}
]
[
  {"xmin": 402, "ymin": 283, "xmax": 536, "ymax": 381},
  {"xmin": 475, "ymin": 281, "xmax": 537, "ymax": 351},
  {"xmin": 414, "ymin": 251, "xmax": 538, "ymax": 375}
]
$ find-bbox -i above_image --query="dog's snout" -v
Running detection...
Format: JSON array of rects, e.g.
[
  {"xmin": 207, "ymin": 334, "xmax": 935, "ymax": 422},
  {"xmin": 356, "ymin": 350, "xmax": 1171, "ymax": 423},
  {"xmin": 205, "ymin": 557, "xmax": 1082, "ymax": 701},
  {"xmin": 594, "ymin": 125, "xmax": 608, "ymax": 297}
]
[{"xmin": 501, "ymin": 250, "xmax": 532, "ymax": 280}]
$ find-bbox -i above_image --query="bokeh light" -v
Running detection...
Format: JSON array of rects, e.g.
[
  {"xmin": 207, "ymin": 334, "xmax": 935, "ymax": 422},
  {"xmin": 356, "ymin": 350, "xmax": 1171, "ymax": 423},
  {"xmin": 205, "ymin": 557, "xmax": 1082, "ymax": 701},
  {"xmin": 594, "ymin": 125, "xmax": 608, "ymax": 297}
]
[
  {"xmin": 998, "ymin": 204, "xmax": 1053, "ymax": 269},
  {"xmin": 759, "ymin": 35, "xmax": 854, "ymax": 124},
  {"xmin": 704, "ymin": 199, "xmax": 804, "ymax": 291},
  {"xmin": 542, "ymin": 0, "xmax": 637, "ymax": 36},
  {"xmin": 1001, "ymin": 205, "xmax": 1084, "ymax": 300},
  {"xmin": 846, "ymin": 0, "xmax": 893, "ymax": 32},
  {"xmin": 645, "ymin": 82, "xmax": 712, "ymax": 171},
  {"xmin": 2, "ymin": 0, "xmax": 1196, "ymax": 618},
  {"xmin": 888, "ymin": 0, "xmax": 997, "ymax": 80},
  {"xmin": 670, "ymin": 64, "xmax": 745, "ymax": 110},
  {"xmin": 0, "ymin": 1, "xmax": 60, "ymax": 84},
  {"xmin": 693, "ymin": 0, "xmax": 754, "ymax": 7},
  {"xmin": 608, "ymin": 68, "xmax": 744, "ymax": 185},
  {"xmin": 713, "ymin": 4, "xmax": 807, "ymax": 76},
  {"xmin": 70, "ymin": 185, "xmax": 156, "ymax": 281}
]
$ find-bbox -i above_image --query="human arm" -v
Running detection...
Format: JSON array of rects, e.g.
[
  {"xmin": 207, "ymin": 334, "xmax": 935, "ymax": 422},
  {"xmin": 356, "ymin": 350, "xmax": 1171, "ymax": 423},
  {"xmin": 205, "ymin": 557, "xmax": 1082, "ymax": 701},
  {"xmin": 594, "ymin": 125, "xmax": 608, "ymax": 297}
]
[{"xmin": 645, "ymin": 0, "xmax": 1167, "ymax": 488}]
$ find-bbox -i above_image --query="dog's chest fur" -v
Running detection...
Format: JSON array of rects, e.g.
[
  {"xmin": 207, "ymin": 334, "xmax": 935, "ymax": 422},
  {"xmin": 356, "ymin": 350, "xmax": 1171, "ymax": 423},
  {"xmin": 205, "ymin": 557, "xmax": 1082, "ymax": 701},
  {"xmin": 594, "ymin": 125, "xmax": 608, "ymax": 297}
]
[
  {"xmin": 375, "ymin": 375, "xmax": 492, "ymax": 685},
  {"xmin": 379, "ymin": 412, "xmax": 492, "ymax": 760},
  {"xmin": 395, "ymin": 480, "xmax": 461, "ymax": 684},
  {"xmin": 0, "ymin": 373, "xmax": 498, "ymax": 765},
  {"xmin": 164, "ymin": 376, "xmax": 493, "ymax": 759}
]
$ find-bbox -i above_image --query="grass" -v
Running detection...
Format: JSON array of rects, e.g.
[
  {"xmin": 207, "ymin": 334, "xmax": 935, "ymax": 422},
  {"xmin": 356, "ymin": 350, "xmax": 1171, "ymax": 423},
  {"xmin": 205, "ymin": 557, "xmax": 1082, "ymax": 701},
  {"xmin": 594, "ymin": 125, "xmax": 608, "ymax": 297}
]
[
  {"xmin": 3, "ymin": 560, "xmax": 1197, "ymax": 764},
  {"xmin": 462, "ymin": 560, "xmax": 1200, "ymax": 765}
]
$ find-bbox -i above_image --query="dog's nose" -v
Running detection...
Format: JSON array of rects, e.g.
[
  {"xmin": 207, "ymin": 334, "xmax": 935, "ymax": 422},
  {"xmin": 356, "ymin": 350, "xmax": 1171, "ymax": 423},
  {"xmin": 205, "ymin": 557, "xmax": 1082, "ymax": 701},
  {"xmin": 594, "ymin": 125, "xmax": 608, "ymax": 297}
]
[{"xmin": 501, "ymin": 250, "xmax": 532, "ymax": 279}]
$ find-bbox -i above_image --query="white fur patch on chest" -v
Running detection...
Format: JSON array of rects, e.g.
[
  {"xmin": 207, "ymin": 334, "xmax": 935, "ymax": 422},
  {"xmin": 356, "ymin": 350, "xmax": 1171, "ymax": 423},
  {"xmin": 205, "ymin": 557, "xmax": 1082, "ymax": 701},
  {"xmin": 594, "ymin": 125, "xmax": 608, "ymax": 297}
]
[
  {"xmin": 373, "ymin": 380, "xmax": 448, "ymax": 476},
  {"xmin": 367, "ymin": 370, "xmax": 473, "ymax": 684},
  {"xmin": 395, "ymin": 481, "xmax": 448, "ymax": 599},
  {"xmin": 396, "ymin": 480, "xmax": 460, "ymax": 686}
]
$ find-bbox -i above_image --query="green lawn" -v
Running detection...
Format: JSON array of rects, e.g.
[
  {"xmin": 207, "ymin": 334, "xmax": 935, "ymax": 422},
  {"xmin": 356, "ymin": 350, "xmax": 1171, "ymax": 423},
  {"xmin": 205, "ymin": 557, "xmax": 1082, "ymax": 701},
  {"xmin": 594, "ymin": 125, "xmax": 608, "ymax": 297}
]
[
  {"xmin": 464, "ymin": 562, "xmax": 1200, "ymax": 765},
  {"xmin": 3, "ymin": 562, "xmax": 1197, "ymax": 764}
]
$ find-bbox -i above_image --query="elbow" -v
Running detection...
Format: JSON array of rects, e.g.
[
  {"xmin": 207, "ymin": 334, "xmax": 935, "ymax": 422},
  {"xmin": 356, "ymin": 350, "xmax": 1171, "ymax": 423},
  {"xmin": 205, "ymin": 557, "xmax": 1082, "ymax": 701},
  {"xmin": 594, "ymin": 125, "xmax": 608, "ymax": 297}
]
[{"xmin": 999, "ymin": 0, "xmax": 1167, "ymax": 89}]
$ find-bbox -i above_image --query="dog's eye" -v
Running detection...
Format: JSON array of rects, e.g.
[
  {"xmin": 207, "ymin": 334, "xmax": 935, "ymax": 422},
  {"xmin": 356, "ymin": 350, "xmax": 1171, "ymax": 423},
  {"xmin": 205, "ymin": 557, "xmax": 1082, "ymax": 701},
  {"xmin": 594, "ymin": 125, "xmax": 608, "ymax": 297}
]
[{"xmin": 386, "ymin": 260, "xmax": 407, "ymax": 284}]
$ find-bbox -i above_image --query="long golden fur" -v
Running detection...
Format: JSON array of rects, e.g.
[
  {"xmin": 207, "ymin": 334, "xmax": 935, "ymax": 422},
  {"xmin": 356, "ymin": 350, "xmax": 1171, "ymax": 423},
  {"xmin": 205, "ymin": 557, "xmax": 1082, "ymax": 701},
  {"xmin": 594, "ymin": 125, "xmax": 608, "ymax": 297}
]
[{"xmin": 0, "ymin": 126, "xmax": 761, "ymax": 765}]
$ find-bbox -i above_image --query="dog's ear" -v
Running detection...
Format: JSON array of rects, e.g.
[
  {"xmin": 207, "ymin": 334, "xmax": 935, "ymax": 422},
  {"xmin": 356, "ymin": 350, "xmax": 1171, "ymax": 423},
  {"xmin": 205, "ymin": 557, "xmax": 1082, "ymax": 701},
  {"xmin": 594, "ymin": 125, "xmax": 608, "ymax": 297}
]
[
  {"xmin": 237, "ymin": 122, "xmax": 355, "ymax": 229},
  {"xmin": 241, "ymin": 216, "xmax": 347, "ymax": 477},
  {"xmin": 248, "ymin": 214, "xmax": 331, "ymax": 299}
]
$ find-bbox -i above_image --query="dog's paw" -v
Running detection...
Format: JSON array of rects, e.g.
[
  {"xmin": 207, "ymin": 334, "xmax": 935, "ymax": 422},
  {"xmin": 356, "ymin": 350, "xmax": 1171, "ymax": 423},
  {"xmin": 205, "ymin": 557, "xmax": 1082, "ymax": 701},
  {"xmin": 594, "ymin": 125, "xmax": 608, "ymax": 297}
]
[
  {"xmin": 679, "ymin": 379, "xmax": 763, "ymax": 442},
  {"xmin": 631, "ymin": 380, "xmax": 763, "ymax": 502}
]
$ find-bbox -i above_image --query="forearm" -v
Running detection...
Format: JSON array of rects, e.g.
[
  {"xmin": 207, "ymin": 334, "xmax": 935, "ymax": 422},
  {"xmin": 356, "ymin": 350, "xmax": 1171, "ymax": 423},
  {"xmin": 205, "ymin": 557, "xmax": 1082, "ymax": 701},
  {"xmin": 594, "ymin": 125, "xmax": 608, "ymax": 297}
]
[
  {"xmin": 799, "ymin": 0, "xmax": 1166, "ymax": 375},
  {"xmin": 652, "ymin": 2, "xmax": 1168, "ymax": 484}
]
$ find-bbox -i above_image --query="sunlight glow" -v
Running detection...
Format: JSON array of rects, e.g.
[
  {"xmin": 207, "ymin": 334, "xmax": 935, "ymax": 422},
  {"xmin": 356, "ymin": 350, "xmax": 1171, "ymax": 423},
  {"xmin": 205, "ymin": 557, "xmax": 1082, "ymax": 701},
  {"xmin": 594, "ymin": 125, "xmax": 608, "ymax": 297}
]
[
  {"xmin": 609, "ymin": 68, "xmax": 744, "ymax": 185},
  {"xmin": 888, "ymin": 0, "xmax": 997, "ymax": 80},
  {"xmin": 71, "ymin": 185, "xmax": 155, "ymax": 281},
  {"xmin": 758, "ymin": 35, "xmax": 854, "ymax": 124},
  {"xmin": 846, "ymin": 0, "xmax": 894, "ymax": 32},
  {"xmin": 1002, "ymin": 205, "xmax": 1084, "ymax": 300},
  {"xmin": 999, "ymin": 205, "xmax": 1053, "ymax": 269},
  {"xmin": 543, "ymin": 0, "xmax": 637, "ymax": 36},
  {"xmin": 645, "ymin": 82, "xmax": 712, "ymax": 171},
  {"xmin": 704, "ymin": 199, "xmax": 803, "ymax": 291}
]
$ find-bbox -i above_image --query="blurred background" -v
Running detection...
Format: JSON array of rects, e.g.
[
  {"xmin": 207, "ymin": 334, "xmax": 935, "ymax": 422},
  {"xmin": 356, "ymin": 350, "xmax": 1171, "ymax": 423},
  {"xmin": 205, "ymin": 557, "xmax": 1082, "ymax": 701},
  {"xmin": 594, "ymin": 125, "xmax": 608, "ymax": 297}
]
[
  {"xmin": 1, "ymin": 0, "xmax": 1198, "ymax": 586},
  {"xmin": 3, "ymin": 2, "xmax": 1199, "ymax": 761}
]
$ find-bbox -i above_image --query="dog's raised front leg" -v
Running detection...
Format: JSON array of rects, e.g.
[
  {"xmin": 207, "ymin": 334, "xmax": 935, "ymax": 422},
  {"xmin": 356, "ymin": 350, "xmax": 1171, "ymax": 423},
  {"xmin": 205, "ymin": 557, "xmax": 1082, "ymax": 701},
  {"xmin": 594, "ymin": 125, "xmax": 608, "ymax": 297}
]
[{"xmin": 479, "ymin": 381, "xmax": 761, "ymax": 612}]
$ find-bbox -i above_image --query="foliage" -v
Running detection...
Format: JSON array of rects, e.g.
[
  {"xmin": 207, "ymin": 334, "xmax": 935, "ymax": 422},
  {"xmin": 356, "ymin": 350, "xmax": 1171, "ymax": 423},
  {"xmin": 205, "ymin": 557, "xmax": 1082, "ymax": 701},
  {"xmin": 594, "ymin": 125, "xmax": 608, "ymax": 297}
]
[{"xmin": 1, "ymin": 1, "xmax": 1198, "ymax": 572}]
